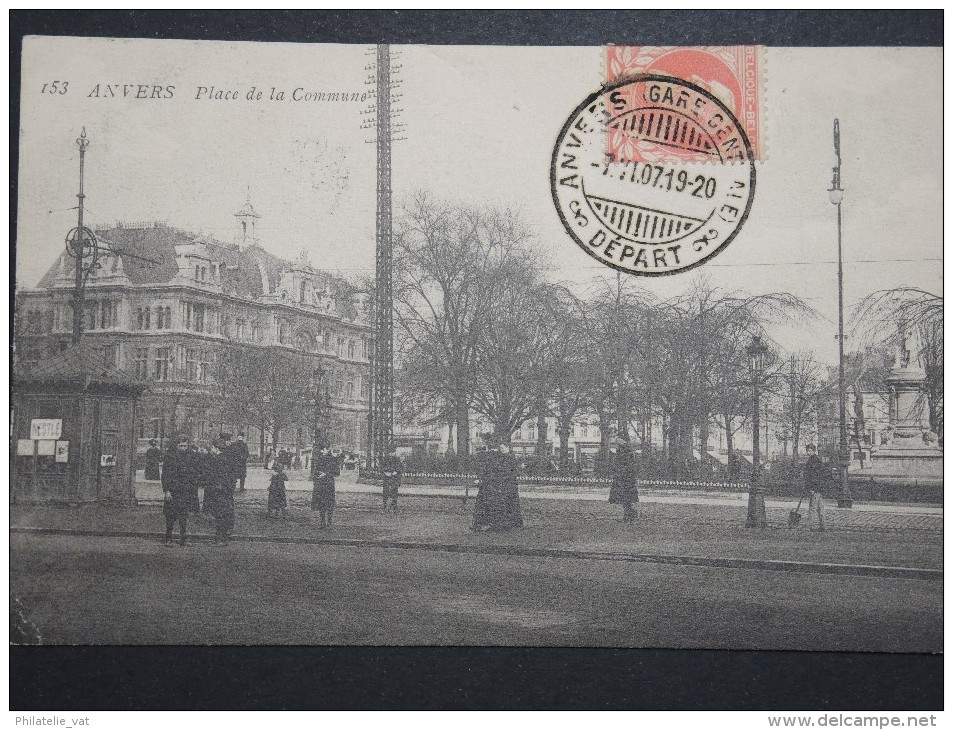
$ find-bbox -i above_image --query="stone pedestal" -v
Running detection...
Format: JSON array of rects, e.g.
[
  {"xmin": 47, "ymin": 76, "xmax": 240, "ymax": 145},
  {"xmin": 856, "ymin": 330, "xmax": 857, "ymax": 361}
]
[{"xmin": 867, "ymin": 361, "xmax": 942, "ymax": 482}]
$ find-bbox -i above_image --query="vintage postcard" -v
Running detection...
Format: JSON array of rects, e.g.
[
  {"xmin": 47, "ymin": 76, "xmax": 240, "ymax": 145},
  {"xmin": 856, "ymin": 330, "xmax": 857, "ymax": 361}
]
[{"xmin": 12, "ymin": 36, "xmax": 941, "ymax": 655}]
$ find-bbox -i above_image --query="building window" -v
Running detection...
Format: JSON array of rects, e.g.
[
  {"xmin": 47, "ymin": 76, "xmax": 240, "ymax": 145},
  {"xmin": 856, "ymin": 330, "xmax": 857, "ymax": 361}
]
[
  {"xmin": 337, "ymin": 336, "xmax": 346, "ymax": 356},
  {"xmin": 236, "ymin": 319, "xmax": 246, "ymax": 341},
  {"xmin": 26, "ymin": 310, "xmax": 42, "ymax": 333},
  {"xmin": 198, "ymin": 351, "xmax": 212, "ymax": 383},
  {"xmin": 154, "ymin": 306, "xmax": 166, "ymax": 329},
  {"xmin": 361, "ymin": 337, "xmax": 369, "ymax": 360},
  {"xmin": 154, "ymin": 348, "xmax": 170, "ymax": 381},
  {"xmin": 360, "ymin": 375, "xmax": 368, "ymax": 400},
  {"xmin": 186, "ymin": 349, "xmax": 199, "ymax": 382},
  {"xmin": 277, "ymin": 321, "xmax": 288, "ymax": 344},
  {"xmin": 84, "ymin": 302, "xmax": 98, "ymax": 331},
  {"xmin": 184, "ymin": 302, "xmax": 206, "ymax": 332},
  {"xmin": 134, "ymin": 348, "xmax": 149, "ymax": 379},
  {"xmin": 347, "ymin": 339, "xmax": 356, "ymax": 359},
  {"xmin": 252, "ymin": 321, "xmax": 262, "ymax": 342},
  {"xmin": 300, "ymin": 280, "xmax": 307, "ymax": 303},
  {"xmin": 52, "ymin": 304, "xmax": 65, "ymax": 332},
  {"xmin": 220, "ymin": 314, "xmax": 230, "ymax": 338},
  {"xmin": 346, "ymin": 377, "xmax": 355, "ymax": 399},
  {"xmin": 100, "ymin": 300, "xmax": 118, "ymax": 329},
  {"xmin": 135, "ymin": 306, "xmax": 151, "ymax": 330},
  {"xmin": 102, "ymin": 344, "xmax": 119, "ymax": 368}
]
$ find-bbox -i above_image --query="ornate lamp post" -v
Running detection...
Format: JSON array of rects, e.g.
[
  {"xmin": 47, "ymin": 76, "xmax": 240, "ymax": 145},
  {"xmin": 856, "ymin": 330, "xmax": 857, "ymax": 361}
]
[
  {"xmin": 828, "ymin": 119, "xmax": 853, "ymax": 508},
  {"xmin": 66, "ymin": 128, "xmax": 98, "ymax": 344},
  {"xmin": 746, "ymin": 335, "xmax": 768, "ymax": 528},
  {"xmin": 312, "ymin": 367, "xmax": 333, "ymax": 448}
]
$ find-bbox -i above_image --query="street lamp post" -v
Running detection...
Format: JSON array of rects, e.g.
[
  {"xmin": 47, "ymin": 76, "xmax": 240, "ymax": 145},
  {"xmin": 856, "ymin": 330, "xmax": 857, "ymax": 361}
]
[
  {"xmin": 746, "ymin": 335, "xmax": 768, "ymax": 528},
  {"xmin": 313, "ymin": 367, "xmax": 333, "ymax": 448},
  {"xmin": 828, "ymin": 118, "xmax": 853, "ymax": 508}
]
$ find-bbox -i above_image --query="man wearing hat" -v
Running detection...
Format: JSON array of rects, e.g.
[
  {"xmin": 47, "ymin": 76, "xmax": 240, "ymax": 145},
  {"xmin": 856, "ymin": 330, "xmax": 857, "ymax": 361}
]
[
  {"xmin": 144, "ymin": 439, "xmax": 162, "ymax": 481},
  {"xmin": 381, "ymin": 444, "xmax": 403, "ymax": 512},
  {"xmin": 802, "ymin": 444, "xmax": 827, "ymax": 532},
  {"xmin": 310, "ymin": 439, "xmax": 340, "ymax": 529},
  {"xmin": 161, "ymin": 435, "xmax": 193, "ymax": 546}
]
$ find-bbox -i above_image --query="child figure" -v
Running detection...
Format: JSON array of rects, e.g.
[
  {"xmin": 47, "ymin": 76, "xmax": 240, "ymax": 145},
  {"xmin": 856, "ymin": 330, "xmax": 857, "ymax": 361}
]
[{"xmin": 268, "ymin": 462, "xmax": 289, "ymax": 519}]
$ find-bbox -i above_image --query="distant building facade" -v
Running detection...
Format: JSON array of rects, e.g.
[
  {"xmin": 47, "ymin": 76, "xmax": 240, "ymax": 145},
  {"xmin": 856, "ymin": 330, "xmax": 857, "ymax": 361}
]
[{"xmin": 16, "ymin": 201, "xmax": 372, "ymax": 457}]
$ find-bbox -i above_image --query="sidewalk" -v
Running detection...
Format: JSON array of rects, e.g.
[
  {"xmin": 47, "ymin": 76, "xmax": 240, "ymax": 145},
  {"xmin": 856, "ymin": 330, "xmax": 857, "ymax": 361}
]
[
  {"xmin": 134, "ymin": 468, "xmax": 943, "ymax": 533},
  {"xmin": 12, "ymin": 476, "xmax": 943, "ymax": 575}
]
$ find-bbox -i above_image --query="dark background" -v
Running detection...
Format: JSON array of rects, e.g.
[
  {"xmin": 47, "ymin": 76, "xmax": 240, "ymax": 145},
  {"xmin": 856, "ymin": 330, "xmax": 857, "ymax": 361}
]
[{"xmin": 9, "ymin": 9, "xmax": 943, "ymax": 711}]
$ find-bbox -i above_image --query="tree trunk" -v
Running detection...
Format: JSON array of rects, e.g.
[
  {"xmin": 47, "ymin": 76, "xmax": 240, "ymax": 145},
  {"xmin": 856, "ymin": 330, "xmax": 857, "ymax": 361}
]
[
  {"xmin": 699, "ymin": 414, "xmax": 710, "ymax": 476},
  {"xmin": 724, "ymin": 413, "xmax": 734, "ymax": 462},
  {"xmin": 557, "ymin": 422, "xmax": 571, "ymax": 469},
  {"xmin": 536, "ymin": 404, "xmax": 548, "ymax": 461},
  {"xmin": 454, "ymin": 395, "xmax": 470, "ymax": 458}
]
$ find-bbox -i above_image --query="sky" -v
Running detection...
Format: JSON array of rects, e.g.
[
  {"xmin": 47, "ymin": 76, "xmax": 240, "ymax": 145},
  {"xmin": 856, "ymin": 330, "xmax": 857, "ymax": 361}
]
[{"xmin": 16, "ymin": 38, "xmax": 942, "ymax": 367}]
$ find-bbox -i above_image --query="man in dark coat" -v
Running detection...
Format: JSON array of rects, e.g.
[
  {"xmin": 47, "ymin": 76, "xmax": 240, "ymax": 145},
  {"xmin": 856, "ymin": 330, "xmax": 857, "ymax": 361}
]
[
  {"xmin": 161, "ymin": 437, "xmax": 193, "ymax": 546},
  {"xmin": 233, "ymin": 433, "xmax": 250, "ymax": 491},
  {"xmin": 310, "ymin": 440, "xmax": 339, "ymax": 529},
  {"xmin": 609, "ymin": 440, "xmax": 639, "ymax": 522},
  {"xmin": 498, "ymin": 443, "xmax": 523, "ymax": 529},
  {"xmin": 381, "ymin": 444, "xmax": 403, "ymax": 512},
  {"xmin": 144, "ymin": 439, "xmax": 162, "ymax": 481},
  {"xmin": 802, "ymin": 444, "xmax": 827, "ymax": 532}
]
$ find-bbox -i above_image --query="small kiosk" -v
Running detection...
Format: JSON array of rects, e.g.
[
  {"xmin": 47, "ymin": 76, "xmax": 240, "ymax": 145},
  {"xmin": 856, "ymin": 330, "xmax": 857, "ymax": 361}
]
[{"xmin": 12, "ymin": 341, "xmax": 147, "ymax": 504}]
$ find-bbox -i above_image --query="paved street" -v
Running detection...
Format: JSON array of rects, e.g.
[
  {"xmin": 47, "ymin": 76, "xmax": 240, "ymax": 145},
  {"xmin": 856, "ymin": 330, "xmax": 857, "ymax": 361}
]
[{"xmin": 10, "ymin": 531, "xmax": 942, "ymax": 650}]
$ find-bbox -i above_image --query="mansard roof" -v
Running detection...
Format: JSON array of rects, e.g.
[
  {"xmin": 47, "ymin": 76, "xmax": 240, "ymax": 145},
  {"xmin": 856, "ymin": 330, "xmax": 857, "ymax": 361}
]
[{"xmin": 34, "ymin": 223, "xmax": 349, "ymax": 305}]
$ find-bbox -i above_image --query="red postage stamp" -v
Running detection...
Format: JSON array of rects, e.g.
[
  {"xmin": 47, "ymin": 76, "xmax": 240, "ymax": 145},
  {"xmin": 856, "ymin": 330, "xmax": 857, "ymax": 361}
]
[{"xmin": 605, "ymin": 45, "xmax": 764, "ymax": 163}]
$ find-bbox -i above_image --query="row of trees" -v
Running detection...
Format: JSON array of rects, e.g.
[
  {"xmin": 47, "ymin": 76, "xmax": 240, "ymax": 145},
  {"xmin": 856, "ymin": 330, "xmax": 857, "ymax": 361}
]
[{"xmin": 391, "ymin": 193, "xmax": 943, "ymax": 473}]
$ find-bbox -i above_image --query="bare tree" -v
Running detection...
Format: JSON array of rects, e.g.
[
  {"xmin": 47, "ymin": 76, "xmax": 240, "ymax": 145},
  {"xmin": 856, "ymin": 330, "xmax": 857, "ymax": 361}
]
[
  {"xmin": 393, "ymin": 193, "xmax": 541, "ymax": 456},
  {"xmin": 393, "ymin": 193, "xmax": 527, "ymax": 457},
  {"xmin": 471, "ymin": 269, "xmax": 554, "ymax": 443},
  {"xmin": 216, "ymin": 346, "xmax": 318, "ymax": 454},
  {"xmin": 785, "ymin": 352, "xmax": 823, "ymax": 462}
]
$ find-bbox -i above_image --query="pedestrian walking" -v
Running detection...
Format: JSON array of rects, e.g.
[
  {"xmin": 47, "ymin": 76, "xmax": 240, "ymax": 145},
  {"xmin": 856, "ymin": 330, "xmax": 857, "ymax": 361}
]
[
  {"xmin": 381, "ymin": 444, "xmax": 403, "ymax": 512},
  {"xmin": 161, "ymin": 437, "xmax": 193, "ymax": 546},
  {"xmin": 268, "ymin": 462, "xmax": 288, "ymax": 519},
  {"xmin": 802, "ymin": 444, "xmax": 827, "ymax": 532},
  {"xmin": 205, "ymin": 441, "xmax": 236, "ymax": 545},
  {"xmin": 609, "ymin": 439, "xmax": 639, "ymax": 522},
  {"xmin": 144, "ymin": 439, "xmax": 162, "ymax": 481},
  {"xmin": 234, "ymin": 433, "xmax": 250, "ymax": 491},
  {"xmin": 310, "ymin": 440, "xmax": 339, "ymax": 529}
]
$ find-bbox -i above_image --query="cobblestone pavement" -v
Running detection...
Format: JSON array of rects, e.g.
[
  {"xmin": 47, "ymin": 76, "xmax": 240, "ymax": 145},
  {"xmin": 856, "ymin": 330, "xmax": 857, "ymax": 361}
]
[{"xmin": 14, "ymin": 487, "xmax": 942, "ymax": 572}]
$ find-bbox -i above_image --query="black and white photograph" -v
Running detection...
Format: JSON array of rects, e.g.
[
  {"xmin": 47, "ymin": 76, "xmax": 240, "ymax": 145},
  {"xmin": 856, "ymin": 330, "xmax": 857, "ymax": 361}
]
[{"xmin": 9, "ymin": 11, "xmax": 943, "ymax": 715}]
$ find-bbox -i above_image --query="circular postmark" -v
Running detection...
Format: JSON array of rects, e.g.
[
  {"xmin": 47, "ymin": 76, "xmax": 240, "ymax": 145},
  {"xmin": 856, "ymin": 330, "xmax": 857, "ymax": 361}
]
[{"xmin": 551, "ymin": 74, "xmax": 756, "ymax": 276}]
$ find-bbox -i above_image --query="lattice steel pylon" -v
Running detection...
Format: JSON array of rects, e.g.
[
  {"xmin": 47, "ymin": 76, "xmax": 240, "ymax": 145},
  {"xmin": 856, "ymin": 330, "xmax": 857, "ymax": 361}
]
[{"xmin": 369, "ymin": 43, "xmax": 395, "ymax": 469}]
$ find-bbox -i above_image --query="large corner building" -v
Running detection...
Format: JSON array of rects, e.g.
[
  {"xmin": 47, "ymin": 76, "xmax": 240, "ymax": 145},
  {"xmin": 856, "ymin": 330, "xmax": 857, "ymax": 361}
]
[{"xmin": 16, "ymin": 200, "xmax": 372, "ymax": 457}]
